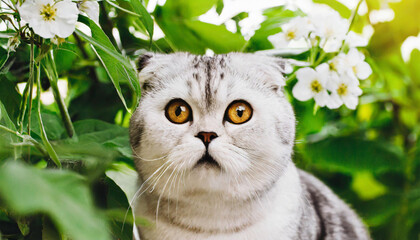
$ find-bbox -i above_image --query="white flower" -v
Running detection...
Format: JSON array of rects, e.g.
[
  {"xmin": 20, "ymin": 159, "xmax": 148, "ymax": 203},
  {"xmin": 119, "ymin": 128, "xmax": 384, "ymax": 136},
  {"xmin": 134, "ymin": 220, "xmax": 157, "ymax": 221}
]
[
  {"xmin": 329, "ymin": 48, "xmax": 372, "ymax": 81},
  {"xmin": 17, "ymin": 0, "xmax": 79, "ymax": 39},
  {"xmin": 346, "ymin": 48, "xmax": 372, "ymax": 80},
  {"xmin": 268, "ymin": 16, "xmax": 313, "ymax": 47},
  {"xmin": 292, "ymin": 63, "xmax": 331, "ymax": 107},
  {"xmin": 309, "ymin": 11, "xmax": 348, "ymax": 52},
  {"xmin": 328, "ymin": 53, "xmax": 347, "ymax": 74},
  {"xmin": 345, "ymin": 31, "xmax": 369, "ymax": 48},
  {"xmin": 311, "ymin": 11, "xmax": 348, "ymax": 40},
  {"xmin": 79, "ymin": 0, "xmax": 100, "ymax": 25},
  {"xmin": 327, "ymin": 72, "xmax": 362, "ymax": 109}
]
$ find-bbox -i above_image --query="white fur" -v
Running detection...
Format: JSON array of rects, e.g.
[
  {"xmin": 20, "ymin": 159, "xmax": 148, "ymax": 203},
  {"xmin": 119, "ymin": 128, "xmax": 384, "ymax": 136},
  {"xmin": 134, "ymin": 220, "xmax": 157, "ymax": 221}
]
[{"xmin": 130, "ymin": 53, "xmax": 310, "ymax": 240}]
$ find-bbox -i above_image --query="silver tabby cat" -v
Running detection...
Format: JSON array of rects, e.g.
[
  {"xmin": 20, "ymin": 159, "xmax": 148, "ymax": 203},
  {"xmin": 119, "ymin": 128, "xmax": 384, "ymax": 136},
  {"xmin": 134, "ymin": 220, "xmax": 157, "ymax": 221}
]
[{"xmin": 129, "ymin": 52, "xmax": 369, "ymax": 240}]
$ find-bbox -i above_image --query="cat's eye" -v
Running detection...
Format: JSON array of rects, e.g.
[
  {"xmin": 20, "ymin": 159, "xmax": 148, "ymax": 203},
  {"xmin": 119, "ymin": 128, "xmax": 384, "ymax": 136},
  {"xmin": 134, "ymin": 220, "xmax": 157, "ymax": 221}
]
[
  {"xmin": 225, "ymin": 100, "xmax": 253, "ymax": 124},
  {"xmin": 165, "ymin": 99, "xmax": 192, "ymax": 124}
]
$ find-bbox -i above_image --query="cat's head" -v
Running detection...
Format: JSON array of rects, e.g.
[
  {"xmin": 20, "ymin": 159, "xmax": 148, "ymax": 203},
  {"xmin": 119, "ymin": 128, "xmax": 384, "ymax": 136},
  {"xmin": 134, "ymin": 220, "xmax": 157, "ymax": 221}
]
[{"xmin": 130, "ymin": 52, "xmax": 295, "ymax": 200}]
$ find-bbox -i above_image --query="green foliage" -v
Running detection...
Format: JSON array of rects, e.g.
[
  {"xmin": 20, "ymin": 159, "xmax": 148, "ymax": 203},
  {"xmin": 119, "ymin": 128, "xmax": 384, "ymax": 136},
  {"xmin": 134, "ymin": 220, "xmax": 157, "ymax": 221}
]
[
  {"xmin": 1, "ymin": 0, "xmax": 420, "ymax": 239},
  {"xmin": 0, "ymin": 162, "xmax": 110, "ymax": 240}
]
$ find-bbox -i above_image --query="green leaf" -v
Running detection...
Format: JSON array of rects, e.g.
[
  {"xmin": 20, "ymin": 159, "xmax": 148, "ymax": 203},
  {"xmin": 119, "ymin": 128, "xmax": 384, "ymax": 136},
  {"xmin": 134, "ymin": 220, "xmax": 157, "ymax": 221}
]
[
  {"xmin": 105, "ymin": 178, "xmax": 133, "ymax": 240},
  {"xmin": 73, "ymin": 119, "xmax": 128, "ymax": 144},
  {"xmin": 154, "ymin": 6, "xmax": 205, "ymax": 53},
  {"xmin": 0, "ymin": 100, "xmax": 16, "ymax": 131},
  {"xmin": 0, "ymin": 47, "xmax": 9, "ymax": 72},
  {"xmin": 184, "ymin": 20, "xmax": 246, "ymax": 53},
  {"xmin": 42, "ymin": 216, "xmax": 61, "ymax": 240},
  {"xmin": 76, "ymin": 16, "xmax": 140, "ymax": 111},
  {"xmin": 313, "ymin": 0, "xmax": 351, "ymax": 18},
  {"xmin": 155, "ymin": 1, "xmax": 240, "ymax": 53},
  {"xmin": 164, "ymin": 0, "xmax": 218, "ymax": 17},
  {"xmin": 408, "ymin": 49, "xmax": 420, "ymax": 84},
  {"xmin": 216, "ymin": 0, "xmax": 224, "ymax": 15},
  {"xmin": 104, "ymin": 136, "xmax": 131, "ymax": 158},
  {"xmin": 351, "ymin": 171, "xmax": 387, "ymax": 200},
  {"xmin": 0, "ymin": 76, "xmax": 21, "ymax": 124},
  {"xmin": 0, "ymin": 162, "xmax": 111, "ymax": 240},
  {"xmin": 129, "ymin": 0, "xmax": 154, "ymax": 41},
  {"xmin": 30, "ymin": 110, "xmax": 65, "ymax": 140},
  {"xmin": 106, "ymin": 163, "xmax": 139, "ymax": 240},
  {"xmin": 16, "ymin": 217, "xmax": 30, "ymax": 236},
  {"xmin": 303, "ymin": 135, "xmax": 403, "ymax": 173},
  {"xmin": 365, "ymin": 0, "xmax": 381, "ymax": 10},
  {"xmin": 54, "ymin": 43, "xmax": 79, "ymax": 73},
  {"xmin": 106, "ymin": 162, "xmax": 138, "ymax": 201}
]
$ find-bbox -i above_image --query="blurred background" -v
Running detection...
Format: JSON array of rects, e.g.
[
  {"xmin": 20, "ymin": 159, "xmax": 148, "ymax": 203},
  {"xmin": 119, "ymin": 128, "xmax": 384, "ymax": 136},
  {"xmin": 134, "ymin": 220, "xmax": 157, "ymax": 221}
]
[{"xmin": 0, "ymin": 0, "xmax": 419, "ymax": 239}]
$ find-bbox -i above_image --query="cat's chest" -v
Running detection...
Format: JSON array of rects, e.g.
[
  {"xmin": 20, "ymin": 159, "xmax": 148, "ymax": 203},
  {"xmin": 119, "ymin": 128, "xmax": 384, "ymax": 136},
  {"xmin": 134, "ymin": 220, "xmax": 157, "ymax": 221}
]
[
  {"xmin": 138, "ymin": 208, "xmax": 300, "ymax": 240},
  {"xmin": 135, "ymin": 166, "xmax": 303, "ymax": 240}
]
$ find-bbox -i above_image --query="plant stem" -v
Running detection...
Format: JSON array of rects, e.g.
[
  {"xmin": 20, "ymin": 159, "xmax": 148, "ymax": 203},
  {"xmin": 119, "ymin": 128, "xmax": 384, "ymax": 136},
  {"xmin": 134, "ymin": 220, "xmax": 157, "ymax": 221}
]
[
  {"xmin": 338, "ymin": 0, "xmax": 363, "ymax": 53},
  {"xmin": 286, "ymin": 72, "xmax": 296, "ymax": 83},
  {"xmin": 347, "ymin": 0, "xmax": 363, "ymax": 35},
  {"xmin": 43, "ymin": 51, "xmax": 76, "ymax": 138},
  {"xmin": 27, "ymin": 32, "xmax": 35, "ymax": 134},
  {"xmin": 0, "ymin": 125, "xmax": 48, "ymax": 158},
  {"xmin": 17, "ymin": 31, "xmax": 35, "ymax": 133},
  {"xmin": 35, "ymin": 63, "xmax": 61, "ymax": 168}
]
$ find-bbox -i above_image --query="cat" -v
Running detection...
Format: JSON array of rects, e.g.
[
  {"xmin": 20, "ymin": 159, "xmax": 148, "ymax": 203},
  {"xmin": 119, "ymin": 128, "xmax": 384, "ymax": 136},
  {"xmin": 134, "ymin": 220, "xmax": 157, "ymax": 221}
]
[{"xmin": 129, "ymin": 52, "xmax": 370, "ymax": 240}]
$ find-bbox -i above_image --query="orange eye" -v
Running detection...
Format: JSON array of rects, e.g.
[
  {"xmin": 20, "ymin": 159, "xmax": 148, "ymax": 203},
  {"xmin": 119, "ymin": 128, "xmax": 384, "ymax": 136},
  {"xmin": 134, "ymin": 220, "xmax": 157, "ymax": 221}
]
[
  {"xmin": 165, "ymin": 99, "xmax": 192, "ymax": 124},
  {"xmin": 225, "ymin": 101, "xmax": 252, "ymax": 124}
]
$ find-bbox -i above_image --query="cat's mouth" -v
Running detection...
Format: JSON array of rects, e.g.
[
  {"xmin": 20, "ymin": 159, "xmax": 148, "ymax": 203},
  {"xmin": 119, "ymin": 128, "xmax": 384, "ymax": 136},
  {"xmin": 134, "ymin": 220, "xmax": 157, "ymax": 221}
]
[{"xmin": 194, "ymin": 152, "xmax": 221, "ymax": 169}]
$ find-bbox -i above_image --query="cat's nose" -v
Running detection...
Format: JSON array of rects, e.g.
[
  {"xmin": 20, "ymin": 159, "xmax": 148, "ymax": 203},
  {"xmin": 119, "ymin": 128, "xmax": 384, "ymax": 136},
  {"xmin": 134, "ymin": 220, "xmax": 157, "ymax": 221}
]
[{"xmin": 196, "ymin": 131, "xmax": 218, "ymax": 147}]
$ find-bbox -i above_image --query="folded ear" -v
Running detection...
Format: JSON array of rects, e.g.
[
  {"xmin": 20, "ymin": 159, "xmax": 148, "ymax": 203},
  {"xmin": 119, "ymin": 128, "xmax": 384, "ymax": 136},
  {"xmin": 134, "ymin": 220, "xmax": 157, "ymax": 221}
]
[
  {"xmin": 136, "ymin": 52, "xmax": 154, "ymax": 73},
  {"xmin": 136, "ymin": 52, "xmax": 157, "ymax": 91}
]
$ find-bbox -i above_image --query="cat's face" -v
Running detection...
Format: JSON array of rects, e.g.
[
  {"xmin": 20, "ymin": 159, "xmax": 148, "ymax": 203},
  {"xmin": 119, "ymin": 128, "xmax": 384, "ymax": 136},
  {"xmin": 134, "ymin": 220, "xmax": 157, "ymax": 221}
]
[{"xmin": 130, "ymin": 53, "xmax": 295, "ymax": 200}]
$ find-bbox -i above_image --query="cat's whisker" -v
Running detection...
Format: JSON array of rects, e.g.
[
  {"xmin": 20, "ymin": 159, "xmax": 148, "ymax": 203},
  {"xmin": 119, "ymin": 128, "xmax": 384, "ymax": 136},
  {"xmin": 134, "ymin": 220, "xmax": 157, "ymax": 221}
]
[
  {"xmin": 175, "ymin": 163, "xmax": 186, "ymax": 217},
  {"xmin": 121, "ymin": 160, "xmax": 171, "ymax": 233},
  {"xmin": 155, "ymin": 164, "xmax": 179, "ymax": 226},
  {"xmin": 167, "ymin": 162, "xmax": 183, "ymax": 216},
  {"xmin": 149, "ymin": 161, "xmax": 176, "ymax": 193},
  {"xmin": 131, "ymin": 146, "xmax": 169, "ymax": 162}
]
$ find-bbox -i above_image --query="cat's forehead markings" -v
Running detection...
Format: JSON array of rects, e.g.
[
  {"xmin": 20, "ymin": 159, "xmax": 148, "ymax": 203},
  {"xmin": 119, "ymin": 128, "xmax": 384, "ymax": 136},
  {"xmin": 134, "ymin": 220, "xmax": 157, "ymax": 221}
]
[{"xmin": 187, "ymin": 55, "xmax": 228, "ymax": 109}]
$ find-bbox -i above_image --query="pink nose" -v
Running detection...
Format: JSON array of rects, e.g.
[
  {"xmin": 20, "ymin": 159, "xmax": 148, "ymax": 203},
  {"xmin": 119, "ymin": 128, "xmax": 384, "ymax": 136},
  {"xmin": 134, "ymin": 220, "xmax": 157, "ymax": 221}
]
[{"xmin": 196, "ymin": 132, "xmax": 218, "ymax": 146}]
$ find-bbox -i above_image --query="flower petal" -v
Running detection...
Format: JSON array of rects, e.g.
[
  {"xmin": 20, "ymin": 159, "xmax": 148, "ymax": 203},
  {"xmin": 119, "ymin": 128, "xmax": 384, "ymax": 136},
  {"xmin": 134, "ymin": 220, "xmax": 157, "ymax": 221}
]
[
  {"xmin": 342, "ymin": 94, "xmax": 359, "ymax": 109},
  {"xmin": 80, "ymin": 0, "xmax": 100, "ymax": 25},
  {"xmin": 355, "ymin": 61, "xmax": 372, "ymax": 80},
  {"xmin": 327, "ymin": 93, "xmax": 343, "ymax": 109},
  {"xmin": 32, "ymin": 22, "xmax": 55, "ymax": 38},
  {"xmin": 50, "ymin": 20, "xmax": 76, "ymax": 38},
  {"xmin": 292, "ymin": 81, "xmax": 313, "ymax": 101},
  {"xmin": 55, "ymin": 0, "xmax": 79, "ymax": 23},
  {"xmin": 268, "ymin": 33, "xmax": 289, "ymax": 48},
  {"xmin": 313, "ymin": 90, "xmax": 329, "ymax": 107},
  {"xmin": 296, "ymin": 67, "xmax": 316, "ymax": 83}
]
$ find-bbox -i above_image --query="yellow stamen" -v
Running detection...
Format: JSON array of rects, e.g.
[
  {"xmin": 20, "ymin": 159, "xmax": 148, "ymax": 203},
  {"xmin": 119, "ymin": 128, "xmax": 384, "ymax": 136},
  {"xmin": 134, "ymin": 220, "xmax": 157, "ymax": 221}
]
[
  {"xmin": 40, "ymin": 4, "xmax": 57, "ymax": 21},
  {"xmin": 311, "ymin": 80, "xmax": 322, "ymax": 93},
  {"xmin": 337, "ymin": 83, "xmax": 348, "ymax": 96},
  {"xmin": 286, "ymin": 30, "xmax": 296, "ymax": 41},
  {"xmin": 352, "ymin": 66, "xmax": 358, "ymax": 74}
]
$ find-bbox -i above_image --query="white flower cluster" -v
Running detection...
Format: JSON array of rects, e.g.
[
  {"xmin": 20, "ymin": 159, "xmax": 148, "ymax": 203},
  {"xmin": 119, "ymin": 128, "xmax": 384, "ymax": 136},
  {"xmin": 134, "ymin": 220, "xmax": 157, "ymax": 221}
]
[
  {"xmin": 268, "ymin": 11, "xmax": 350, "ymax": 52},
  {"xmin": 268, "ymin": 10, "xmax": 372, "ymax": 110},
  {"xmin": 16, "ymin": 0, "xmax": 99, "ymax": 39},
  {"xmin": 292, "ymin": 48, "xmax": 371, "ymax": 109}
]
